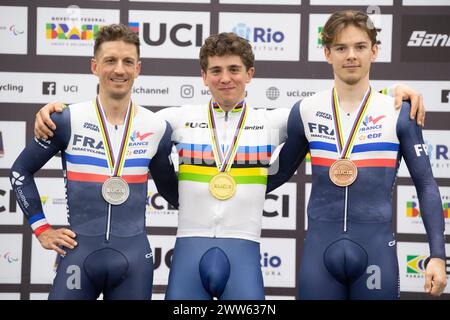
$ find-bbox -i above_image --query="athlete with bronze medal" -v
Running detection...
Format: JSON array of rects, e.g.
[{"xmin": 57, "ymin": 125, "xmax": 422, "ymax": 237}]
[
  {"xmin": 329, "ymin": 86, "xmax": 372, "ymax": 232},
  {"xmin": 95, "ymin": 96, "xmax": 134, "ymax": 206},
  {"xmin": 207, "ymin": 100, "xmax": 248, "ymax": 200}
]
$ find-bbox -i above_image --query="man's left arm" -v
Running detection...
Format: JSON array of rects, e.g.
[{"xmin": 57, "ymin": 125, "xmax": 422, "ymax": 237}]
[
  {"xmin": 397, "ymin": 101, "xmax": 447, "ymax": 296},
  {"xmin": 149, "ymin": 121, "xmax": 179, "ymax": 209}
]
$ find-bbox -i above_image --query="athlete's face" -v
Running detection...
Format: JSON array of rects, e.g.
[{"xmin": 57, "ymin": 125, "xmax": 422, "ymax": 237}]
[
  {"xmin": 91, "ymin": 40, "xmax": 141, "ymax": 101},
  {"xmin": 201, "ymin": 54, "xmax": 254, "ymax": 111},
  {"xmin": 324, "ymin": 25, "xmax": 378, "ymax": 86}
]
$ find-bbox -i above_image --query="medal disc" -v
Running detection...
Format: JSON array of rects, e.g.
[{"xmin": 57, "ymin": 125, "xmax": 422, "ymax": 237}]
[
  {"xmin": 102, "ymin": 177, "xmax": 129, "ymax": 205},
  {"xmin": 329, "ymin": 159, "xmax": 358, "ymax": 187},
  {"xmin": 209, "ymin": 172, "xmax": 236, "ymax": 200}
]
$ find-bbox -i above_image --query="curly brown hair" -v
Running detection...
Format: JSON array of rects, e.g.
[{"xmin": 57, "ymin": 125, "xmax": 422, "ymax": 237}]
[{"xmin": 199, "ymin": 32, "xmax": 254, "ymax": 71}]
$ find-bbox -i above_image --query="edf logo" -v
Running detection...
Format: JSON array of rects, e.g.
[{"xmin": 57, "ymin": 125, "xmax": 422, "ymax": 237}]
[{"xmin": 232, "ymin": 23, "xmax": 284, "ymax": 43}]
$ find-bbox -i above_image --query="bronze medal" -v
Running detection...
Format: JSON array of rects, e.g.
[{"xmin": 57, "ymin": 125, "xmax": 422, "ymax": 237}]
[
  {"xmin": 329, "ymin": 159, "xmax": 358, "ymax": 187},
  {"xmin": 209, "ymin": 172, "xmax": 236, "ymax": 200}
]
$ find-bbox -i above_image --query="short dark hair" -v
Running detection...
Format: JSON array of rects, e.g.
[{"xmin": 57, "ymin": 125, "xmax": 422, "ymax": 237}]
[
  {"xmin": 321, "ymin": 10, "xmax": 378, "ymax": 49},
  {"xmin": 199, "ymin": 32, "xmax": 254, "ymax": 71},
  {"xmin": 93, "ymin": 23, "xmax": 140, "ymax": 57}
]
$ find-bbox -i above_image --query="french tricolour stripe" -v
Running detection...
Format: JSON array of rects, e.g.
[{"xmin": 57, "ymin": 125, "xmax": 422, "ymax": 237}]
[
  {"xmin": 29, "ymin": 213, "xmax": 49, "ymax": 231},
  {"xmin": 310, "ymin": 141, "xmax": 399, "ymax": 168},
  {"xmin": 67, "ymin": 171, "xmax": 148, "ymax": 183}
]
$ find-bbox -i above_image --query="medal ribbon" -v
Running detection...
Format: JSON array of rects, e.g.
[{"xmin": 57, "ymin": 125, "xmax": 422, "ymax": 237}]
[
  {"xmin": 207, "ymin": 100, "xmax": 247, "ymax": 173},
  {"xmin": 94, "ymin": 96, "xmax": 134, "ymax": 177},
  {"xmin": 331, "ymin": 86, "xmax": 372, "ymax": 159}
]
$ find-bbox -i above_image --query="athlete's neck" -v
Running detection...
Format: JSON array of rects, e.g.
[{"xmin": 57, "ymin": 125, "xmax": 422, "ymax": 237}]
[
  {"xmin": 334, "ymin": 77, "xmax": 370, "ymax": 114},
  {"xmin": 213, "ymin": 96, "xmax": 245, "ymax": 112},
  {"xmin": 98, "ymin": 93, "xmax": 132, "ymax": 125}
]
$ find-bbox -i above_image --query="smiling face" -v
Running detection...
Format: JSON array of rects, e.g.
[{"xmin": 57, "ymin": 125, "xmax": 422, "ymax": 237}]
[
  {"xmin": 201, "ymin": 54, "xmax": 254, "ymax": 111},
  {"xmin": 324, "ymin": 25, "xmax": 378, "ymax": 86},
  {"xmin": 91, "ymin": 40, "xmax": 141, "ymax": 101}
]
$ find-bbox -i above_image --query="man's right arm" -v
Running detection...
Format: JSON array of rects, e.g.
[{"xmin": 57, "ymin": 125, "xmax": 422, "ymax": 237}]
[
  {"xmin": 149, "ymin": 121, "xmax": 179, "ymax": 209},
  {"xmin": 34, "ymin": 102, "xmax": 65, "ymax": 139},
  {"xmin": 11, "ymin": 109, "xmax": 76, "ymax": 255},
  {"xmin": 266, "ymin": 102, "xmax": 309, "ymax": 193}
]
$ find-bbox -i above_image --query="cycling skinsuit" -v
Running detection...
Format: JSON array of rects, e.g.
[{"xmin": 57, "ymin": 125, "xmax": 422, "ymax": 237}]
[
  {"xmin": 267, "ymin": 89, "xmax": 445, "ymax": 299},
  {"xmin": 158, "ymin": 102, "xmax": 289, "ymax": 299},
  {"xmin": 11, "ymin": 99, "xmax": 178, "ymax": 300}
]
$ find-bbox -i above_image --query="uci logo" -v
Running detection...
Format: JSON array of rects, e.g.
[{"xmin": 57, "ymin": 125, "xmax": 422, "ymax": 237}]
[
  {"xmin": 153, "ymin": 247, "xmax": 173, "ymax": 269},
  {"xmin": 140, "ymin": 22, "xmax": 203, "ymax": 47},
  {"xmin": 146, "ymin": 192, "xmax": 178, "ymax": 211},
  {"xmin": 185, "ymin": 122, "xmax": 208, "ymax": 129},
  {"xmin": 0, "ymin": 188, "xmax": 17, "ymax": 213},
  {"xmin": 263, "ymin": 194, "xmax": 289, "ymax": 218}
]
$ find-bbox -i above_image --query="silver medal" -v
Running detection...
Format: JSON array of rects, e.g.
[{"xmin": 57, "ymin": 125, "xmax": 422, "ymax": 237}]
[{"xmin": 102, "ymin": 177, "xmax": 129, "ymax": 205}]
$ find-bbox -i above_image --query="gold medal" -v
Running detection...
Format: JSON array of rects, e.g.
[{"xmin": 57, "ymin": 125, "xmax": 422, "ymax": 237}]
[
  {"xmin": 329, "ymin": 159, "xmax": 358, "ymax": 187},
  {"xmin": 209, "ymin": 172, "xmax": 236, "ymax": 200}
]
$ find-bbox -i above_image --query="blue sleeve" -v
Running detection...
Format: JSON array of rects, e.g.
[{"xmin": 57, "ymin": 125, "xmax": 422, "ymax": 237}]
[
  {"xmin": 10, "ymin": 109, "xmax": 71, "ymax": 227},
  {"xmin": 397, "ymin": 101, "xmax": 446, "ymax": 259},
  {"xmin": 149, "ymin": 121, "xmax": 179, "ymax": 209},
  {"xmin": 266, "ymin": 101, "xmax": 309, "ymax": 193}
]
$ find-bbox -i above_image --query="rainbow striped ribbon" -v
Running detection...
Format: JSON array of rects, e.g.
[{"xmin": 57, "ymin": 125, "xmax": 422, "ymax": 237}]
[
  {"xmin": 207, "ymin": 100, "xmax": 248, "ymax": 173},
  {"xmin": 331, "ymin": 86, "xmax": 373, "ymax": 159},
  {"xmin": 94, "ymin": 96, "xmax": 134, "ymax": 176}
]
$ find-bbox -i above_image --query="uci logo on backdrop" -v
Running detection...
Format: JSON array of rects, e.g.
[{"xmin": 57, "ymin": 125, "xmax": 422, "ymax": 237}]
[
  {"xmin": 129, "ymin": 10, "xmax": 210, "ymax": 59},
  {"xmin": 262, "ymin": 183, "xmax": 297, "ymax": 231}
]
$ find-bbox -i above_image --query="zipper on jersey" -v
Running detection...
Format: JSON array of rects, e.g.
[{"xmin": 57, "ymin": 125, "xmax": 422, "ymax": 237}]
[
  {"xmin": 343, "ymin": 186, "xmax": 348, "ymax": 232},
  {"xmin": 225, "ymin": 111, "xmax": 228, "ymax": 122},
  {"xmin": 105, "ymin": 203, "xmax": 112, "ymax": 241}
]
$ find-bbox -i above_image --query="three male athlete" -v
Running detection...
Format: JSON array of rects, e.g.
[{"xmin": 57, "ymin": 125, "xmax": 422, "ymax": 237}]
[{"xmin": 33, "ymin": 30, "xmax": 427, "ymax": 299}]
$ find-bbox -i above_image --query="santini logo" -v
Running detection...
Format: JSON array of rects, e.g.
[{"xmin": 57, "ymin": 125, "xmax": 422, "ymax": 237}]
[{"xmin": 407, "ymin": 31, "xmax": 450, "ymax": 47}]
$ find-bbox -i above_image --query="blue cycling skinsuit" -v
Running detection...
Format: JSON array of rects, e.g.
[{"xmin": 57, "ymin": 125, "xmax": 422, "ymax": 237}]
[
  {"xmin": 158, "ymin": 102, "xmax": 288, "ymax": 299},
  {"xmin": 267, "ymin": 88, "xmax": 446, "ymax": 299},
  {"xmin": 10, "ymin": 98, "xmax": 178, "ymax": 300}
]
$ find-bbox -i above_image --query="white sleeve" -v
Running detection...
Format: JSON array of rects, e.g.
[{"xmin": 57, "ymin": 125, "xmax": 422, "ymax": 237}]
[
  {"xmin": 266, "ymin": 108, "xmax": 290, "ymax": 144},
  {"xmin": 156, "ymin": 106, "xmax": 179, "ymax": 128}
]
